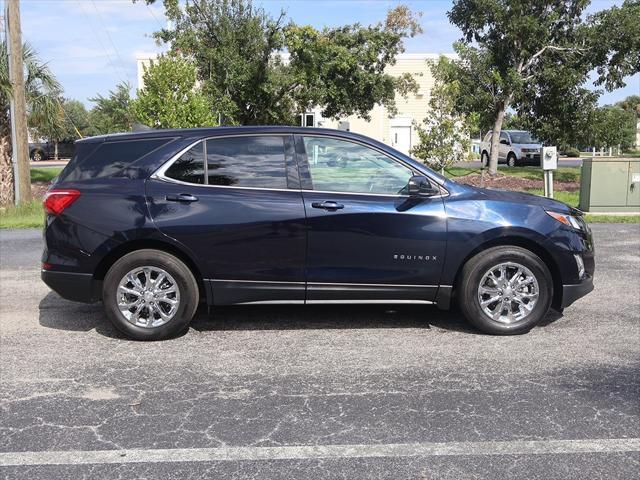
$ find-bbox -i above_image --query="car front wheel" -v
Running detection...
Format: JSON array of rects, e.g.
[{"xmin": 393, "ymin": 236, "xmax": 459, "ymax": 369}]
[
  {"xmin": 507, "ymin": 154, "xmax": 517, "ymax": 167},
  {"xmin": 102, "ymin": 249, "xmax": 199, "ymax": 340},
  {"xmin": 458, "ymin": 246, "xmax": 552, "ymax": 335},
  {"xmin": 31, "ymin": 150, "xmax": 43, "ymax": 162}
]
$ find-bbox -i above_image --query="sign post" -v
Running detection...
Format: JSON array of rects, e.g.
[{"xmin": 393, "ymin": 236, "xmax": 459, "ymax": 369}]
[{"xmin": 540, "ymin": 146, "xmax": 558, "ymax": 199}]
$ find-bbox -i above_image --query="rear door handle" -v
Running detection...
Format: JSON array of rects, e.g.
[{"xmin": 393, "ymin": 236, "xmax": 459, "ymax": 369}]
[
  {"xmin": 166, "ymin": 193, "xmax": 199, "ymax": 203},
  {"xmin": 312, "ymin": 201, "xmax": 344, "ymax": 211}
]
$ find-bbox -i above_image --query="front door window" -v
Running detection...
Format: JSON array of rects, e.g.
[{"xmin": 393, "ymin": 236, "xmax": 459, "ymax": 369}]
[{"xmin": 302, "ymin": 136, "xmax": 413, "ymax": 195}]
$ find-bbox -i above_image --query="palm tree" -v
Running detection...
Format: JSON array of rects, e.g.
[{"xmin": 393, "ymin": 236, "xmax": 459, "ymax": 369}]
[{"xmin": 1, "ymin": 40, "xmax": 61, "ymax": 205}]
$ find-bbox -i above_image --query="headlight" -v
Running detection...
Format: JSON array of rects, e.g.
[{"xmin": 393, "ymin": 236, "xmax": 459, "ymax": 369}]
[{"xmin": 546, "ymin": 211, "xmax": 584, "ymax": 230}]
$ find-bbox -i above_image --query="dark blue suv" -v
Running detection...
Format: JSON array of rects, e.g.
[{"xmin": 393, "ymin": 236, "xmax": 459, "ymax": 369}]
[{"xmin": 41, "ymin": 127, "xmax": 594, "ymax": 340}]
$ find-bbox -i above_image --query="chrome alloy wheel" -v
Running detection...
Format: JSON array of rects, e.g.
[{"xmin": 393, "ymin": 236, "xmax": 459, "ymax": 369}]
[
  {"xmin": 477, "ymin": 262, "xmax": 539, "ymax": 324},
  {"xmin": 116, "ymin": 267, "xmax": 180, "ymax": 328}
]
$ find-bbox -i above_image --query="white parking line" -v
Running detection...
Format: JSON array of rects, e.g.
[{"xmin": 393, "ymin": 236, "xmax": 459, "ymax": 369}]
[{"xmin": 1, "ymin": 438, "xmax": 639, "ymax": 467}]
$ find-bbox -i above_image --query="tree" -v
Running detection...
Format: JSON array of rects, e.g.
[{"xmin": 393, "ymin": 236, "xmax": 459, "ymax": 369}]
[
  {"xmin": 33, "ymin": 99, "xmax": 90, "ymax": 159},
  {"xmin": 586, "ymin": 105, "xmax": 636, "ymax": 151},
  {"xmin": 88, "ymin": 82, "xmax": 133, "ymax": 135},
  {"xmin": 447, "ymin": 0, "xmax": 592, "ymax": 175},
  {"xmin": 0, "ymin": 40, "xmax": 60, "ymax": 205},
  {"xmin": 60, "ymin": 99, "xmax": 90, "ymax": 138},
  {"xmin": 411, "ymin": 58, "xmax": 471, "ymax": 173},
  {"xmin": 616, "ymin": 95, "xmax": 640, "ymax": 117},
  {"xmin": 130, "ymin": 54, "xmax": 218, "ymax": 129},
  {"xmin": 140, "ymin": 0, "xmax": 420, "ymax": 125},
  {"xmin": 586, "ymin": 0, "xmax": 640, "ymax": 91}
]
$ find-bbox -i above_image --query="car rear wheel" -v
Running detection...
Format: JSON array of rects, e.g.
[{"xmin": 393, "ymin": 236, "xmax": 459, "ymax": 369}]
[
  {"xmin": 458, "ymin": 246, "xmax": 552, "ymax": 335},
  {"xmin": 31, "ymin": 150, "xmax": 43, "ymax": 162},
  {"xmin": 103, "ymin": 249, "xmax": 199, "ymax": 340},
  {"xmin": 507, "ymin": 154, "xmax": 517, "ymax": 167},
  {"xmin": 481, "ymin": 151, "xmax": 489, "ymax": 167}
]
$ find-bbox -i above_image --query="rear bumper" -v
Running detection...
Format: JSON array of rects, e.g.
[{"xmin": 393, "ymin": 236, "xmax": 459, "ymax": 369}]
[
  {"xmin": 561, "ymin": 276, "xmax": 594, "ymax": 308},
  {"xmin": 41, "ymin": 270, "xmax": 101, "ymax": 303}
]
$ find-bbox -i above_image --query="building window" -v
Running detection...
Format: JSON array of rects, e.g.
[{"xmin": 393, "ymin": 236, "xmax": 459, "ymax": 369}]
[{"xmin": 296, "ymin": 113, "xmax": 316, "ymax": 127}]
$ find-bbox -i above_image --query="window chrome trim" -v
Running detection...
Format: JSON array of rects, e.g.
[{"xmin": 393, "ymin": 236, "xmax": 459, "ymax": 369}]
[{"xmin": 151, "ymin": 132, "xmax": 449, "ymax": 198}]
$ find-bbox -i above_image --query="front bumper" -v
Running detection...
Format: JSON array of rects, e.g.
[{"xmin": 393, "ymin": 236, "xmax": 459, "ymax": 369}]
[
  {"xmin": 41, "ymin": 269, "xmax": 101, "ymax": 303},
  {"xmin": 520, "ymin": 154, "xmax": 541, "ymax": 165},
  {"xmin": 561, "ymin": 275, "xmax": 594, "ymax": 308}
]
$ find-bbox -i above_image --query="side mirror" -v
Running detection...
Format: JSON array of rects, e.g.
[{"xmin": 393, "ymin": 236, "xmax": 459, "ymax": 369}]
[
  {"xmin": 500, "ymin": 139, "xmax": 510, "ymax": 145},
  {"xmin": 407, "ymin": 175, "xmax": 440, "ymax": 196}
]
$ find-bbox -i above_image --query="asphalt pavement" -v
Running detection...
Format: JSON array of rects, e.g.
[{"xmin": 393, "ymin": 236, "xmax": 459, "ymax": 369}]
[{"xmin": 0, "ymin": 225, "xmax": 638, "ymax": 479}]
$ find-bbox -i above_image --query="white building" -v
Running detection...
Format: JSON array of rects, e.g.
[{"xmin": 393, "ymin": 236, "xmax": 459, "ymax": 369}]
[{"xmin": 136, "ymin": 53, "xmax": 454, "ymax": 155}]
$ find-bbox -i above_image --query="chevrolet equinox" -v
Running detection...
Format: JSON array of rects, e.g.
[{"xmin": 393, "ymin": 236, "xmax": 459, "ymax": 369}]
[{"xmin": 41, "ymin": 127, "xmax": 594, "ymax": 340}]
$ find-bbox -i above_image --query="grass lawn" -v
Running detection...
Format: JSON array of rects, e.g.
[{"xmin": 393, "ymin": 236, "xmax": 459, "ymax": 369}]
[
  {"xmin": 0, "ymin": 199, "xmax": 43, "ymax": 229},
  {"xmin": 31, "ymin": 167, "xmax": 63, "ymax": 183},
  {"xmin": 525, "ymin": 189, "xmax": 579, "ymax": 207},
  {"xmin": 524, "ymin": 189, "xmax": 640, "ymax": 223},
  {"xmin": 445, "ymin": 166, "xmax": 580, "ymax": 183}
]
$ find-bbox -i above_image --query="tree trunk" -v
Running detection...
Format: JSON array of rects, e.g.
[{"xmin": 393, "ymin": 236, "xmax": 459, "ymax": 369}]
[
  {"xmin": 54, "ymin": 141, "xmax": 58, "ymax": 161},
  {"xmin": 0, "ymin": 122, "xmax": 14, "ymax": 206},
  {"xmin": 488, "ymin": 105, "xmax": 506, "ymax": 176}
]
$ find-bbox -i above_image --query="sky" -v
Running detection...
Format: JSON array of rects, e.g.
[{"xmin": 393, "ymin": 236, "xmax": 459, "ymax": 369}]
[{"xmin": 11, "ymin": 0, "xmax": 640, "ymax": 108}]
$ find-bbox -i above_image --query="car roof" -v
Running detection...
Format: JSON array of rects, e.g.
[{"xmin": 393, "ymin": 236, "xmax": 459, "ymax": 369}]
[{"xmin": 76, "ymin": 126, "xmax": 372, "ymax": 144}]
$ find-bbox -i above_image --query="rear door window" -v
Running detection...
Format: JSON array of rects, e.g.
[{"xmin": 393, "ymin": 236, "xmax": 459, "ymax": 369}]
[
  {"xmin": 206, "ymin": 136, "xmax": 287, "ymax": 189},
  {"xmin": 164, "ymin": 143, "xmax": 205, "ymax": 184},
  {"xmin": 163, "ymin": 136, "xmax": 288, "ymax": 189}
]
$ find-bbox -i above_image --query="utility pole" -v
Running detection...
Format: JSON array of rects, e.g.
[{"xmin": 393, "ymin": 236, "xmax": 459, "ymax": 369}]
[{"xmin": 5, "ymin": 0, "xmax": 31, "ymax": 204}]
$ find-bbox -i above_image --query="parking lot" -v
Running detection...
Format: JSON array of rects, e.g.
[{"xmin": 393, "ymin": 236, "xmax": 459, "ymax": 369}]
[{"xmin": 0, "ymin": 224, "xmax": 638, "ymax": 479}]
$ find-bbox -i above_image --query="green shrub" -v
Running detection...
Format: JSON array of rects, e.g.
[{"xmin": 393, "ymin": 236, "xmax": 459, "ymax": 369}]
[{"xmin": 564, "ymin": 147, "xmax": 580, "ymax": 158}]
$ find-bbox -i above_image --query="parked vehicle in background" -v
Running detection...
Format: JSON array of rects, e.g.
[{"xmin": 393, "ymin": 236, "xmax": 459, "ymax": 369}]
[
  {"xmin": 480, "ymin": 130, "xmax": 542, "ymax": 167},
  {"xmin": 29, "ymin": 140, "xmax": 76, "ymax": 161},
  {"xmin": 41, "ymin": 126, "xmax": 594, "ymax": 340}
]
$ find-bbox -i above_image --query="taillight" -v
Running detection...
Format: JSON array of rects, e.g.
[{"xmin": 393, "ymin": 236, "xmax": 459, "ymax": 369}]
[{"xmin": 43, "ymin": 190, "xmax": 81, "ymax": 216}]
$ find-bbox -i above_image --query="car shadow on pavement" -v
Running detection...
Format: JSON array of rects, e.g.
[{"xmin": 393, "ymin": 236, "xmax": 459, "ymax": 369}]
[
  {"xmin": 190, "ymin": 304, "xmax": 480, "ymax": 334},
  {"xmin": 39, "ymin": 292, "xmax": 564, "ymax": 338},
  {"xmin": 38, "ymin": 292, "xmax": 126, "ymax": 339}
]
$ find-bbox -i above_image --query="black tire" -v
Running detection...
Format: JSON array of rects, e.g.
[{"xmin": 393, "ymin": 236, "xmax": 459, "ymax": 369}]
[
  {"xmin": 507, "ymin": 153, "xmax": 517, "ymax": 167},
  {"xmin": 31, "ymin": 150, "xmax": 43, "ymax": 162},
  {"xmin": 102, "ymin": 249, "xmax": 199, "ymax": 340},
  {"xmin": 457, "ymin": 246, "xmax": 553, "ymax": 335},
  {"xmin": 481, "ymin": 151, "xmax": 489, "ymax": 167}
]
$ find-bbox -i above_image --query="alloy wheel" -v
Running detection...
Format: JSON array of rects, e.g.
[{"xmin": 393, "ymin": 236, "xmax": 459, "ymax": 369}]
[
  {"xmin": 116, "ymin": 266, "xmax": 180, "ymax": 328},
  {"xmin": 477, "ymin": 262, "xmax": 539, "ymax": 324}
]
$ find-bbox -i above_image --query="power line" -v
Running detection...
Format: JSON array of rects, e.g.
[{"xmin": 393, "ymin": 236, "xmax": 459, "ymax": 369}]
[
  {"xmin": 73, "ymin": 0, "xmax": 131, "ymax": 87},
  {"xmin": 89, "ymin": 0, "xmax": 133, "ymax": 85}
]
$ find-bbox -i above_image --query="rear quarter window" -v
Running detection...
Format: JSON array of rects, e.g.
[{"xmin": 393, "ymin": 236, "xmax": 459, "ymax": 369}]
[{"xmin": 58, "ymin": 138, "xmax": 172, "ymax": 182}]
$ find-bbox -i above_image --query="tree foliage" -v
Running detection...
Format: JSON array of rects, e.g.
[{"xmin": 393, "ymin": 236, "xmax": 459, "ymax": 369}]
[
  {"xmin": 411, "ymin": 58, "xmax": 471, "ymax": 173},
  {"xmin": 130, "ymin": 54, "xmax": 218, "ymax": 129},
  {"xmin": 88, "ymin": 82, "xmax": 133, "ymax": 135},
  {"xmin": 585, "ymin": 105, "xmax": 636, "ymax": 150},
  {"xmin": 586, "ymin": 0, "xmax": 640, "ymax": 91},
  {"xmin": 0, "ymin": 40, "xmax": 61, "ymax": 205},
  {"xmin": 141, "ymin": 0, "xmax": 421, "ymax": 125}
]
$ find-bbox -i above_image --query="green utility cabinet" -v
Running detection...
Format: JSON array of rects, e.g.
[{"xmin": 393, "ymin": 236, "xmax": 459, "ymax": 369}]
[{"xmin": 579, "ymin": 158, "xmax": 640, "ymax": 212}]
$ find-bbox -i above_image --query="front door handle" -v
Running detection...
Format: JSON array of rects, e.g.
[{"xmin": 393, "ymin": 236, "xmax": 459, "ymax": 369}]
[
  {"xmin": 166, "ymin": 193, "xmax": 199, "ymax": 203},
  {"xmin": 312, "ymin": 201, "xmax": 344, "ymax": 211}
]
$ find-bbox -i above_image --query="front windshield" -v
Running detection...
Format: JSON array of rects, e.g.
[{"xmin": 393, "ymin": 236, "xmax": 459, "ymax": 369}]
[{"xmin": 509, "ymin": 132, "xmax": 538, "ymax": 144}]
